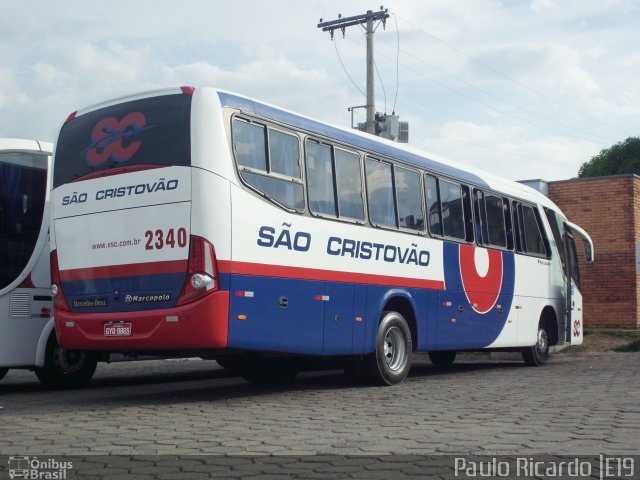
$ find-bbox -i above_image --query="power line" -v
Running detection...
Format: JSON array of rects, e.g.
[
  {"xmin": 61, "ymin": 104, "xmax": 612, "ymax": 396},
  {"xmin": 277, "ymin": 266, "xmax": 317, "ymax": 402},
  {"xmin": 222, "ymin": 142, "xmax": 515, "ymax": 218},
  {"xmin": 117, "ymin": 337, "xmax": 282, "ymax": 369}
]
[
  {"xmin": 392, "ymin": 13, "xmax": 400, "ymax": 114},
  {"xmin": 371, "ymin": 34, "xmax": 619, "ymax": 144},
  {"xmin": 392, "ymin": 12, "xmax": 628, "ymax": 138},
  {"xmin": 332, "ymin": 38, "xmax": 366, "ymax": 97},
  {"xmin": 345, "ymin": 33, "xmax": 609, "ymax": 146},
  {"xmin": 374, "ymin": 59, "xmax": 387, "ymax": 113}
]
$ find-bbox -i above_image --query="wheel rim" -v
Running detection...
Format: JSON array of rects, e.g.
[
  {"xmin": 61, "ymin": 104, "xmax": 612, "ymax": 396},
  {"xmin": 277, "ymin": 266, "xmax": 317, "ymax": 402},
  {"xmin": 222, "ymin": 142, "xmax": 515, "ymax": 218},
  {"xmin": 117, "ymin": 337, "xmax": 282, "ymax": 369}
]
[
  {"xmin": 536, "ymin": 328, "xmax": 548, "ymax": 355},
  {"xmin": 383, "ymin": 326, "xmax": 407, "ymax": 371},
  {"xmin": 53, "ymin": 346, "xmax": 87, "ymax": 375}
]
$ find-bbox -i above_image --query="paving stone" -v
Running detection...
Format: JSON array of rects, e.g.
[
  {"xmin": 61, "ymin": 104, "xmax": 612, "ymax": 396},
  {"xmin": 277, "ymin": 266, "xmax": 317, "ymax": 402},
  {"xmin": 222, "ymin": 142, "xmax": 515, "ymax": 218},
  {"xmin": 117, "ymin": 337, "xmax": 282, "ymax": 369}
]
[{"xmin": 0, "ymin": 352, "xmax": 637, "ymax": 470}]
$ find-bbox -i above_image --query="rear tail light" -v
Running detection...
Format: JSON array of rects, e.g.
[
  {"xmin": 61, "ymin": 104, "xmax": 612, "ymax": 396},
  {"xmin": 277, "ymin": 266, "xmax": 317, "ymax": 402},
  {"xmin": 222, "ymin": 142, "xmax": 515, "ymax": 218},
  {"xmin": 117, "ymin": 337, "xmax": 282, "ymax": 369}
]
[
  {"xmin": 176, "ymin": 235, "xmax": 218, "ymax": 306},
  {"xmin": 50, "ymin": 250, "xmax": 70, "ymax": 311}
]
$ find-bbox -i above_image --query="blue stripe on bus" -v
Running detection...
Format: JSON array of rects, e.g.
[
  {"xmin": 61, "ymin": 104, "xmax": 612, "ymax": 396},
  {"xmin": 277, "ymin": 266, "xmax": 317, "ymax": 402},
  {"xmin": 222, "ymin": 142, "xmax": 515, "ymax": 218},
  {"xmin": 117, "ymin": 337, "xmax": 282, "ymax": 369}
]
[{"xmin": 217, "ymin": 91, "xmax": 490, "ymax": 188}]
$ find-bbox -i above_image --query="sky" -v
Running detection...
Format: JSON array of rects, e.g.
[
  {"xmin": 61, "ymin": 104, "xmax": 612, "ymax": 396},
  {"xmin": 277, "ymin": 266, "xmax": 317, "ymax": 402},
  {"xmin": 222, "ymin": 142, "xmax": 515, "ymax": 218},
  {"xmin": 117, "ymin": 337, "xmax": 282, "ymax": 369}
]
[{"xmin": 1, "ymin": 0, "xmax": 638, "ymax": 181}]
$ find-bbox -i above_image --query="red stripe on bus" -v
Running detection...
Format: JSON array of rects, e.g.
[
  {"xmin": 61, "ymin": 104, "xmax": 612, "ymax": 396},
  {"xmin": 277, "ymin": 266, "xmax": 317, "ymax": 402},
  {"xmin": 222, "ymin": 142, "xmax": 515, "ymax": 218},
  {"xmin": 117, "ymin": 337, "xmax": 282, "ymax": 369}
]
[
  {"xmin": 229, "ymin": 260, "xmax": 445, "ymax": 290},
  {"xmin": 60, "ymin": 260, "xmax": 188, "ymax": 281}
]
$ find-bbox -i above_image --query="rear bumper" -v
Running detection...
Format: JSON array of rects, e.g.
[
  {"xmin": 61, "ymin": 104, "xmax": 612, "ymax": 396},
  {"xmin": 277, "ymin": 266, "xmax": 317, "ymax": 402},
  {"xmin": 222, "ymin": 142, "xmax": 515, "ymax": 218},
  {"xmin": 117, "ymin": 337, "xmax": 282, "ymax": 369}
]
[{"xmin": 55, "ymin": 291, "xmax": 229, "ymax": 350}]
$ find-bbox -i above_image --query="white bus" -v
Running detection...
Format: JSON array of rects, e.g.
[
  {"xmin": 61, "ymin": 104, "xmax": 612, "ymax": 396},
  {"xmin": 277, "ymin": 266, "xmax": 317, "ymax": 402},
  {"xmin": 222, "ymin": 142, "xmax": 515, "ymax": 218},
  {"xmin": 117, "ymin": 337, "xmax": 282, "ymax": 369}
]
[
  {"xmin": 50, "ymin": 87, "xmax": 593, "ymax": 385},
  {"xmin": 0, "ymin": 138, "xmax": 97, "ymax": 387}
]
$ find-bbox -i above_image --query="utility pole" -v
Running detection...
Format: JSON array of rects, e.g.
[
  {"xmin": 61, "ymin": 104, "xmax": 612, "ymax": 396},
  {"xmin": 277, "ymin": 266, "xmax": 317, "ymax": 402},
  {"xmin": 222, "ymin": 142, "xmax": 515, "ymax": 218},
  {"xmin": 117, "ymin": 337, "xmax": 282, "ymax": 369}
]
[{"xmin": 318, "ymin": 7, "xmax": 389, "ymax": 135}]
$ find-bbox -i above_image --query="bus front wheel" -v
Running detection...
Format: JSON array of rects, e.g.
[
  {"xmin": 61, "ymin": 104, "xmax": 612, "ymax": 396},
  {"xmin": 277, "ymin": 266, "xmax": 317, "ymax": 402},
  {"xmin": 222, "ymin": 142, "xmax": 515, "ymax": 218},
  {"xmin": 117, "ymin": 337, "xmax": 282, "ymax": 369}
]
[
  {"xmin": 522, "ymin": 322, "xmax": 550, "ymax": 367},
  {"xmin": 347, "ymin": 311, "xmax": 412, "ymax": 386},
  {"xmin": 34, "ymin": 334, "xmax": 98, "ymax": 388}
]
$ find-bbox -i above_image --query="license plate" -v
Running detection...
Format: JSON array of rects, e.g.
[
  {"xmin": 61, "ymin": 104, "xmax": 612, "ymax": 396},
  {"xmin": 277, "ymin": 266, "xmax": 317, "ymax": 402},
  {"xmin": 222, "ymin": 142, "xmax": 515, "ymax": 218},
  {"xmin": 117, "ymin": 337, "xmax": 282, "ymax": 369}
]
[{"xmin": 104, "ymin": 323, "xmax": 132, "ymax": 337}]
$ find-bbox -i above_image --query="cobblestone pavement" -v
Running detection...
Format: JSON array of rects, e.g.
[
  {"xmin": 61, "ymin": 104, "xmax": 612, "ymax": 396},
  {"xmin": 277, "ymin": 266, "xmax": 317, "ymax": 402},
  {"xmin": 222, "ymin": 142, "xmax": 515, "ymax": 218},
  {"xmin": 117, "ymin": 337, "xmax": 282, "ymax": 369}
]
[{"xmin": 0, "ymin": 353, "xmax": 638, "ymax": 478}]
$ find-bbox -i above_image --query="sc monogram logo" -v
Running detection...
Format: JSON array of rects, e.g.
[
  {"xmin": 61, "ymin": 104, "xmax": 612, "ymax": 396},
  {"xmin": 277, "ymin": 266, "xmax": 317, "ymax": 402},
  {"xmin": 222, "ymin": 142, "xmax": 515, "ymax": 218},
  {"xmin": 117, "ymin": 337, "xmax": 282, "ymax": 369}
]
[{"xmin": 83, "ymin": 112, "xmax": 151, "ymax": 166}]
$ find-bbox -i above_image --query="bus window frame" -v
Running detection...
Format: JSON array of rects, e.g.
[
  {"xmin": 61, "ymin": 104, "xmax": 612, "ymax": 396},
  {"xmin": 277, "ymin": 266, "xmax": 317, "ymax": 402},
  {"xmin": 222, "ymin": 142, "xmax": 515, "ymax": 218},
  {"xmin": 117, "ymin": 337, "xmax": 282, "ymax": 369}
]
[
  {"xmin": 304, "ymin": 139, "xmax": 367, "ymax": 225},
  {"xmin": 512, "ymin": 200, "xmax": 551, "ymax": 259},
  {"xmin": 425, "ymin": 175, "xmax": 473, "ymax": 244},
  {"xmin": 473, "ymin": 188, "xmax": 511, "ymax": 251},
  {"xmin": 333, "ymin": 145, "xmax": 367, "ymax": 224},
  {"xmin": 364, "ymin": 156, "xmax": 398, "ymax": 231},
  {"xmin": 394, "ymin": 163, "xmax": 426, "ymax": 234},
  {"xmin": 231, "ymin": 115, "xmax": 306, "ymax": 213}
]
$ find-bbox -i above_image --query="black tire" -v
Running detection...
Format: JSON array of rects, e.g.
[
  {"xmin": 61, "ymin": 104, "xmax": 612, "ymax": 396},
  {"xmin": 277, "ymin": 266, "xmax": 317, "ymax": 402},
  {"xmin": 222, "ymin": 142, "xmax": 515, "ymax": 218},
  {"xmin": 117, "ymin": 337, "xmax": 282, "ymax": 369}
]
[
  {"xmin": 355, "ymin": 311, "xmax": 413, "ymax": 386},
  {"xmin": 522, "ymin": 322, "xmax": 550, "ymax": 367},
  {"xmin": 0, "ymin": 367, "xmax": 8, "ymax": 381},
  {"xmin": 240, "ymin": 356, "xmax": 299, "ymax": 385},
  {"xmin": 34, "ymin": 333, "xmax": 98, "ymax": 389},
  {"xmin": 428, "ymin": 350, "xmax": 457, "ymax": 367}
]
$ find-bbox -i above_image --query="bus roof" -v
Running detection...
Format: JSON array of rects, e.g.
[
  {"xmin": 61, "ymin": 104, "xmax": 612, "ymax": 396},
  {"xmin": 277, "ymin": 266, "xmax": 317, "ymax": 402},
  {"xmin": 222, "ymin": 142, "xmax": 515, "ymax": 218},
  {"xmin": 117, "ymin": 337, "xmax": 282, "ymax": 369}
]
[
  {"xmin": 215, "ymin": 90, "xmax": 562, "ymax": 213},
  {"xmin": 0, "ymin": 138, "xmax": 53, "ymax": 155}
]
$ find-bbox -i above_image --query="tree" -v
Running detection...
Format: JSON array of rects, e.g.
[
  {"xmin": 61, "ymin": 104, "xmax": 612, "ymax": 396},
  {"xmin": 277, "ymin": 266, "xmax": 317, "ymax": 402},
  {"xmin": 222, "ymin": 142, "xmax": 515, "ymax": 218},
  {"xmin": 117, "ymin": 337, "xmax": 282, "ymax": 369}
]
[{"xmin": 578, "ymin": 136, "xmax": 640, "ymax": 178}]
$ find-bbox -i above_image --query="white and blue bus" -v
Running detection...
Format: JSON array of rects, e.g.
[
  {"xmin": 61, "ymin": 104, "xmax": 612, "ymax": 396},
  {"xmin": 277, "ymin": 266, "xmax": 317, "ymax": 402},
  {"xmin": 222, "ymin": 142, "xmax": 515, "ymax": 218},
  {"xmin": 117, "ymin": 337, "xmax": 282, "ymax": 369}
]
[
  {"xmin": 0, "ymin": 138, "xmax": 97, "ymax": 387},
  {"xmin": 50, "ymin": 87, "xmax": 593, "ymax": 385}
]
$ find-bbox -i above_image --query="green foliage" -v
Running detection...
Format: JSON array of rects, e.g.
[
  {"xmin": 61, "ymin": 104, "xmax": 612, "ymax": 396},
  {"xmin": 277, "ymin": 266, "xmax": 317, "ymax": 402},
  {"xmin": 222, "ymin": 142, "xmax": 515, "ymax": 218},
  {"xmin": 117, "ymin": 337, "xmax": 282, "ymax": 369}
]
[{"xmin": 578, "ymin": 137, "xmax": 640, "ymax": 178}]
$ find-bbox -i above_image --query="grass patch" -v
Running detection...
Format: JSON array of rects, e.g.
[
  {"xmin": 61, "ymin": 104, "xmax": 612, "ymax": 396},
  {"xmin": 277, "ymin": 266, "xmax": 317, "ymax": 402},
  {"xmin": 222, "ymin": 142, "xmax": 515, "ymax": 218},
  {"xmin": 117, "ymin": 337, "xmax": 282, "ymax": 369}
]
[
  {"xmin": 614, "ymin": 338, "xmax": 640, "ymax": 352},
  {"xmin": 558, "ymin": 344, "xmax": 588, "ymax": 355},
  {"xmin": 557, "ymin": 328, "xmax": 640, "ymax": 354}
]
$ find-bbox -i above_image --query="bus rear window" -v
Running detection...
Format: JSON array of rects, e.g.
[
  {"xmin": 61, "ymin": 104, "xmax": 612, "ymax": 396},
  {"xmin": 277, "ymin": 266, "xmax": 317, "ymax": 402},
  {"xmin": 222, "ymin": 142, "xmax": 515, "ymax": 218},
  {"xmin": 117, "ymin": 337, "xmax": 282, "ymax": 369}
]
[{"xmin": 54, "ymin": 93, "xmax": 191, "ymax": 187}]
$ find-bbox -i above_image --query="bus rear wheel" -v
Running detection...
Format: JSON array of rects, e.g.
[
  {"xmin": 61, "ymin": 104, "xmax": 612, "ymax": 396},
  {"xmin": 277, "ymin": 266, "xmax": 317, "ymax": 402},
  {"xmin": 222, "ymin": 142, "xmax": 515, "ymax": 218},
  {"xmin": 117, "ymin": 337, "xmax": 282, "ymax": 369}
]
[
  {"xmin": 522, "ymin": 323, "xmax": 550, "ymax": 367},
  {"xmin": 347, "ymin": 311, "xmax": 412, "ymax": 386},
  {"xmin": 34, "ymin": 334, "xmax": 98, "ymax": 389}
]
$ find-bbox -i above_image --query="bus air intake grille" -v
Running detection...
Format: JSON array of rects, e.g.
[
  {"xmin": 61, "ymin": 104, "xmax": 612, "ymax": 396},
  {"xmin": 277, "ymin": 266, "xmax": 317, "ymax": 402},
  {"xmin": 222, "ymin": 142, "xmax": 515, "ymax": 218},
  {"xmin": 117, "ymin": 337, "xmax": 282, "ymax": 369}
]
[{"xmin": 10, "ymin": 292, "xmax": 31, "ymax": 318}]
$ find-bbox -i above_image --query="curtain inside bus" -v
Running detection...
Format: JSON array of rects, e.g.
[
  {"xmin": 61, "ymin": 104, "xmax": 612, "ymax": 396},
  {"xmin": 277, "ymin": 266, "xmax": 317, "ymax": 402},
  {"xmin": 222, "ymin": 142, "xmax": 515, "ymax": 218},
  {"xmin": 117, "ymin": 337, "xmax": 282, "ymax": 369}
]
[{"xmin": 0, "ymin": 154, "xmax": 47, "ymax": 290}]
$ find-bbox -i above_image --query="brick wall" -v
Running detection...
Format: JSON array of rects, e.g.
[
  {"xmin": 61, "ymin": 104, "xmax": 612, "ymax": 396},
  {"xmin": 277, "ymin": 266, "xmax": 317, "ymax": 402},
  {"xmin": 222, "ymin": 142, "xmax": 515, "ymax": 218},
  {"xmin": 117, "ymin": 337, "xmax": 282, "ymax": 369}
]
[{"xmin": 548, "ymin": 175, "xmax": 640, "ymax": 329}]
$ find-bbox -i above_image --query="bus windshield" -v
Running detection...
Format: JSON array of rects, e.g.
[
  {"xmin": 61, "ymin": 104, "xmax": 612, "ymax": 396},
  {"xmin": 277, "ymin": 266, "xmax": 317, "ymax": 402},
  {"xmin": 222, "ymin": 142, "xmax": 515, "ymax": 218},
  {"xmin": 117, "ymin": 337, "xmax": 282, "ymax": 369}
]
[
  {"xmin": 0, "ymin": 152, "xmax": 47, "ymax": 290},
  {"xmin": 54, "ymin": 93, "xmax": 192, "ymax": 188}
]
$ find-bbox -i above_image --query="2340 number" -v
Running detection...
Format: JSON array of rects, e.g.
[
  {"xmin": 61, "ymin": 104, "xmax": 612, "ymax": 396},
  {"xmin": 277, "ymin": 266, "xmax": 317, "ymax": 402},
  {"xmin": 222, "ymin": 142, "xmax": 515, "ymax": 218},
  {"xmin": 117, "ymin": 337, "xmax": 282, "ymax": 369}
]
[{"xmin": 144, "ymin": 228, "xmax": 187, "ymax": 250}]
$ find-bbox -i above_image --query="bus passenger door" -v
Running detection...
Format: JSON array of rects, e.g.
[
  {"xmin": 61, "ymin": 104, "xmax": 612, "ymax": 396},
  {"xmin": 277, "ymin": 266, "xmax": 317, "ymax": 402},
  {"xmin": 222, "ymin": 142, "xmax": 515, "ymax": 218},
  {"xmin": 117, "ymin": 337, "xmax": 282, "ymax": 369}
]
[
  {"xmin": 322, "ymin": 282, "xmax": 355, "ymax": 355},
  {"xmin": 563, "ymin": 231, "xmax": 583, "ymax": 344}
]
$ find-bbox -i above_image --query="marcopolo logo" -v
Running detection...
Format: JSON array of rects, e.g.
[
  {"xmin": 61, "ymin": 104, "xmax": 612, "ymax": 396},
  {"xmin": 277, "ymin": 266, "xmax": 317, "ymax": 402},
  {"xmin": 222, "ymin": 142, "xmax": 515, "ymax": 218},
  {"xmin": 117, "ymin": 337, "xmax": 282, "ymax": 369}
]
[
  {"xmin": 124, "ymin": 294, "xmax": 171, "ymax": 304},
  {"xmin": 8, "ymin": 456, "xmax": 73, "ymax": 479}
]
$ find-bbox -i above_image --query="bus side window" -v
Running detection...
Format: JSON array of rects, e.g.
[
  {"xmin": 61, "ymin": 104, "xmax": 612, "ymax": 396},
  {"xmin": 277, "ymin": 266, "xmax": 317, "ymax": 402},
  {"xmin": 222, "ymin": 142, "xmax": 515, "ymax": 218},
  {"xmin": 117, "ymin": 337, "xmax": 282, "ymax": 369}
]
[
  {"xmin": 473, "ymin": 189, "xmax": 488, "ymax": 245},
  {"xmin": 504, "ymin": 199, "xmax": 514, "ymax": 250},
  {"xmin": 305, "ymin": 140, "xmax": 336, "ymax": 217},
  {"xmin": 462, "ymin": 185, "xmax": 474, "ymax": 243},
  {"xmin": 395, "ymin": 166, "xmax": 423, "ymax": 230},
  {"xmin": 512, "ymin": 201, "xmax": 525, "ymax": 253},
  {"xmin": 365, "ymin": 158, "xmax": 396, "ymax": 228},
  {"xmin": 269, "ymin": 129, "xmax": 300, "ymax": 178},
  {"xmin": 232, "ymin": 118, "xmax": 267, "ymax": 170},
  {"xmin": 334, "ymin": 149, "xmax": 365, "ymax": 221},
  {"xmin": 485, "ymin": 194, "xmax": 507, "ymax": 248},
  {"xmin": 440, "ymin": 179, "xmax": 465, "ymax": 241},
  {"xmin": 424, "ymin": 175, "xmax": 442, "ymax": 236},
  {"xmin": 522, "ymin": 205, "xmax": 548, "ymax": 256},
  {"xmin": 544, "ymin": 207, "xmax": 566, "ymax": 270},
  {"xmin": 232, "ymin": 118, "xmax": 304, "ymax": 211}
]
